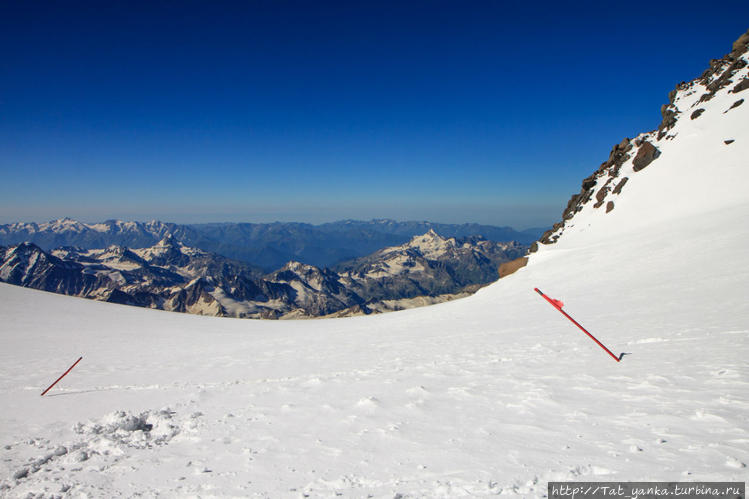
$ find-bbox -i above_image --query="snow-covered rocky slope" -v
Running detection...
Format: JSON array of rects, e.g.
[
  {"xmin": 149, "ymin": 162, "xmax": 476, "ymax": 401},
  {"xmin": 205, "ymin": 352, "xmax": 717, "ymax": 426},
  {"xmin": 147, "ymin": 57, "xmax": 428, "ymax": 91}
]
[
  {"xmin": 1, "ymin": 231, "xmax": 521, "ymax": 319},
  {"xmin": 1, "ymin": 32, "xmax": 748, "ymax": 498},
  {"xmin": 337, "ymin": 230, "xmax": 524, "ymax": 289}
]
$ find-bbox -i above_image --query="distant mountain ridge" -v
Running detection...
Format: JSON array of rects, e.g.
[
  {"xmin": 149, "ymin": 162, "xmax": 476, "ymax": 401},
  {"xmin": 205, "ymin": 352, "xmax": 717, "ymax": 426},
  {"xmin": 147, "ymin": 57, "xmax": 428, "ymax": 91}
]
[
  {"xmin": 0, "ymin": 218, "xmax": 544, "ymax": 271},
  {"xmin": 0, "ymin": 230, "xmax": 525, "ymax": 319},
  {"xmin": 334, "ymin": 229, "xmax": 524, "ymax": 301}
]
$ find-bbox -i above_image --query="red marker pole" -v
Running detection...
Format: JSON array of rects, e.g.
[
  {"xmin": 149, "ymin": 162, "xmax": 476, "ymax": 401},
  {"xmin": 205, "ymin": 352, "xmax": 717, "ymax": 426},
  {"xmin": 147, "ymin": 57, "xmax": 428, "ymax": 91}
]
[
  {"xmin": 41, "ymin": 356, "xmax": 83, "ymax": 396},
  {"xmin": 534, "ymin": 288, "xmax": 621, "ymax": 362}
]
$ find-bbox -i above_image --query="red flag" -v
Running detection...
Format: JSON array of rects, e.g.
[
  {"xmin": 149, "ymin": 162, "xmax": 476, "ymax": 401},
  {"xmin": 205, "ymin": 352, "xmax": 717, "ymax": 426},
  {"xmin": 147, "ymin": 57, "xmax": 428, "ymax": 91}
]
[{"xmin": 550, "ymin": 298, "xmax": 564, "ymax": 309}]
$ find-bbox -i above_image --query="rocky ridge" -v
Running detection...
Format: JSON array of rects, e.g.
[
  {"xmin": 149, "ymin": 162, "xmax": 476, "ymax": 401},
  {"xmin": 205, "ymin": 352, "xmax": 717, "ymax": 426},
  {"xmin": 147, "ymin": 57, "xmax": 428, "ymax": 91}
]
[
  {"xmin": 531, "ymin": 29, "xmax": 749, "ymax": 253},
  {"xmin": 335, "ymin": 230, "xmax": 525, "ymax": 303}
]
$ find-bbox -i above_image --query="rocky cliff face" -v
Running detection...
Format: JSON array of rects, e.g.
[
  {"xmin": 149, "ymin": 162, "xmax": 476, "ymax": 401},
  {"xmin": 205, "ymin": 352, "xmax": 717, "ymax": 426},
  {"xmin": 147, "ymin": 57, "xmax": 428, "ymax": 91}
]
[
  {"xmin": 1, "ymin": 239, "xmax": 267, "ymax": 316},
  {"xmin": 0, "ymin": 243, "xmax": 108, "ymax": 297},
  {"xmin": 265, "ymin": 262, "xmax": 365, "ymax": 317},
  {"xmin": 532, "ymin": 29, "xmax": 749, "ymax": 253}
]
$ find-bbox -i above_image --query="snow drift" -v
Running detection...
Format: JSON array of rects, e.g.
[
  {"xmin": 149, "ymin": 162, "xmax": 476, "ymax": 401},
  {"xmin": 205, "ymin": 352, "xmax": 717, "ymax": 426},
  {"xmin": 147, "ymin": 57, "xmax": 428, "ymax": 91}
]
[{"xmin": 1, "ymin": 31, "xmax": 748, "ymax": 498}]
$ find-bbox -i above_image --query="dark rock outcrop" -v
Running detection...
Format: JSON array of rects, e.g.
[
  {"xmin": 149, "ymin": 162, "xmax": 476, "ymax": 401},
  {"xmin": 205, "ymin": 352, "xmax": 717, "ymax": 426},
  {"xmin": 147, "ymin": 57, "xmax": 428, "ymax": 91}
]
[
  {"xmin": 632, "ymin": 142, "xmax": 661, "ymax": 172},
  {"xmin": 612, "ymin": 177, "xmax": 629, "ymax": 195},
  {"xmin": 606, "ymin": 138, "xmax": 634, "ymax": 176},
  {"xmin": 593, "ymin": 178, "xmax": 613, "ymax": 209},
  {"xmin": 726, "ymin": 99, "xmax": 744, "ymax": 111},
  {"xmin": 534, "ymin": 139, "xmax": 634, "ymax": 249},
  {"xmin": 732, "ymin": 78, "xmax": 749, "ymax": 94},
  {"xmin": 657, "ymin": 102, "xmax": 680, "ymax": 140},
  {"xmin": 696, "ymin": 30, "xmax": 749, "ymax": 105}
]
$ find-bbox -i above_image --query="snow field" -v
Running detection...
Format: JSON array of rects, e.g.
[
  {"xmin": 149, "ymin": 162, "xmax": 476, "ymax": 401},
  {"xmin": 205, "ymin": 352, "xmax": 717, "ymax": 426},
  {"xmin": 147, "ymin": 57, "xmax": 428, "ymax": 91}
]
[{"xmin": 1, "ymin": 202, "xmax": 748, "ymax": 497}]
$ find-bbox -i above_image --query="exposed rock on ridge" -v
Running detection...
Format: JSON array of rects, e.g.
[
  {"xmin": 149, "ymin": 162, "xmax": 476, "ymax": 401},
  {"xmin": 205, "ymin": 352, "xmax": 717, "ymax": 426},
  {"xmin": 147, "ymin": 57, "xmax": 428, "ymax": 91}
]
[{"xmin": 532, "ymin": 29, "xmax": 749, "ymax": 253}]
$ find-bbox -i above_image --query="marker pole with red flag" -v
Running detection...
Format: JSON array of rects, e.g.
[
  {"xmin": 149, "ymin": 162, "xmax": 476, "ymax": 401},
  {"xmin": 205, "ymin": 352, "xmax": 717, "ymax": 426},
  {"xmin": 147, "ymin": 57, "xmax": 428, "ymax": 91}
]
[
  {"xmin": 534, "ymin": 288, "xmax": 621, "ymax": 362},
  {"xmin": 41, "ymin": 356, "xmax": 83, "ymax": 396}
]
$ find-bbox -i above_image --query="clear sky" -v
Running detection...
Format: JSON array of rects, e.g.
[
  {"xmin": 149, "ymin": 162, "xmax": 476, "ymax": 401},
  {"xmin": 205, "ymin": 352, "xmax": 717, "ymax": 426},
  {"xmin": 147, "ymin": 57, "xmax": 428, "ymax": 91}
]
[{"xmin": 1, "ymin": 1, "xmax": 747, "ymax": 229}]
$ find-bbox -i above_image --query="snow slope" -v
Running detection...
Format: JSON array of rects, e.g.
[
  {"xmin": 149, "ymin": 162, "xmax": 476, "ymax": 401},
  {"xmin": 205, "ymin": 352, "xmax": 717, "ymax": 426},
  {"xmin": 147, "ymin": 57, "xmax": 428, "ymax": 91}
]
[
  {"xmin": 1, "ymin": 205, "xmax": 747, "ymax": 497},
  {"xmin": 2, "ymin": 38, "xmax": 749, "ymax": 498}
]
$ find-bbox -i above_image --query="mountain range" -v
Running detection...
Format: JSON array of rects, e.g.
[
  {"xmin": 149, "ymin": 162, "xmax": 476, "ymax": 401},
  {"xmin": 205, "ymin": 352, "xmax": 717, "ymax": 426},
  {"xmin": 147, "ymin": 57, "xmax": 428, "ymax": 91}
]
[
  {"xmin": 0, "ymin": 219, "xmax": 543, "ymax": 271},
  {"xmin": 0, "ymin": 230, "xmax": 525, "ymax": 319}
]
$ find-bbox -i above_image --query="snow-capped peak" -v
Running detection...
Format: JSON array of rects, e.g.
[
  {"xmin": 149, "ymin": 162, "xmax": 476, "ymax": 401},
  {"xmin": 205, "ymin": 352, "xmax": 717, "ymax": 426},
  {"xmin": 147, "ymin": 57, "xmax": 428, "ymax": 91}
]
[
  {"xmin": 279, "ymin": 261, "xmax": 319, "ymax": 275},
  {"xmin": 130, "ymin": 236, "xmax": 193, "ymax": 265},
  {"xmin": 402, "ymin": 229, "xmax": 457, "ymax": 259},
  {"xmin": 43, "ymin": 217, "xmax": 87, "ymax": 233},
  {"xmin": 155, "ymin": 235, "xmax": 179, "ymax": 248}
]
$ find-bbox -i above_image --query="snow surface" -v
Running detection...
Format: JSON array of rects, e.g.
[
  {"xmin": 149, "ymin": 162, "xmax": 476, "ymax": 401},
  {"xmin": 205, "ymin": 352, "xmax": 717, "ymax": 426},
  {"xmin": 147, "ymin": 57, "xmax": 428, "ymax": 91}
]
[
  {"xmin": 2, "ymin": 201, "xmax": 748, "ymax": 496},
  {"xmin": 2, "ymin": 47, "xmax": 749, "ymax": 499}
]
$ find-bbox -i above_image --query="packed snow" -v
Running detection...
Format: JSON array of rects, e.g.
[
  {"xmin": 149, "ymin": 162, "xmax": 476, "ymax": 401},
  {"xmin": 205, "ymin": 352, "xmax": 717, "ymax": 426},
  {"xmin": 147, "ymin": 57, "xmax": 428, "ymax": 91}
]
[
  {"xmin": 1, "ymin": 199, "xmax": 747, "ymax": 497},
  {"xmin": 2, "ymin": 200, "xmax": 748, "ymax": 496},
  {"xmin": 2, "ymin": 39, "xmax": 749, "ymax": 499}
]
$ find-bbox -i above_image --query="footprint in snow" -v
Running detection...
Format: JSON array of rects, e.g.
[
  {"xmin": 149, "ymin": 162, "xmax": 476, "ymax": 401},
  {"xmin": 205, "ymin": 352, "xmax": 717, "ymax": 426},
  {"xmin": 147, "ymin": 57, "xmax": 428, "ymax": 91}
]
[
  {"xmin": 405, "ymin": 385, "xmax": 429, "ymax": 396},
  {"xmin": 301, "ymin": 377, "xmax": 323, "ymax": 387},
  {"xmin": 725, "ymin": 456, "xmax": 746, "ymax": 469},
  {"xmin": 356, "ymin": 397, "xmax": 380, "ymax": 409},
  {"xmin": 690, "ymin": 409, "xmax": 726, "ymax": 422}
]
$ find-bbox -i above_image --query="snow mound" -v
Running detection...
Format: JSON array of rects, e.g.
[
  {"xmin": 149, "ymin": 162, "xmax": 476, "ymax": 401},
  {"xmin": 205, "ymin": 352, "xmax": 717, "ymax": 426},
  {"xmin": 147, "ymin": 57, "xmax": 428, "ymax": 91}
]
[
  {"xmin": 2, "ymin": 409, "xmax": 183, "ymax": 496},
  {"xmin": 73, "ymin": 409, "xmax": 180, "ymax": 449}
]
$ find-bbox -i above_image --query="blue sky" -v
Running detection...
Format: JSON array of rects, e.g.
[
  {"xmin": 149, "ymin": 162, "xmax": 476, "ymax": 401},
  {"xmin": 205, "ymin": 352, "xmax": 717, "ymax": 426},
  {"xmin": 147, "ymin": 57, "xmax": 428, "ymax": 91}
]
[{"xmin": 1, "ymin": 1, "xmax": 748, "ymax": 229}]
